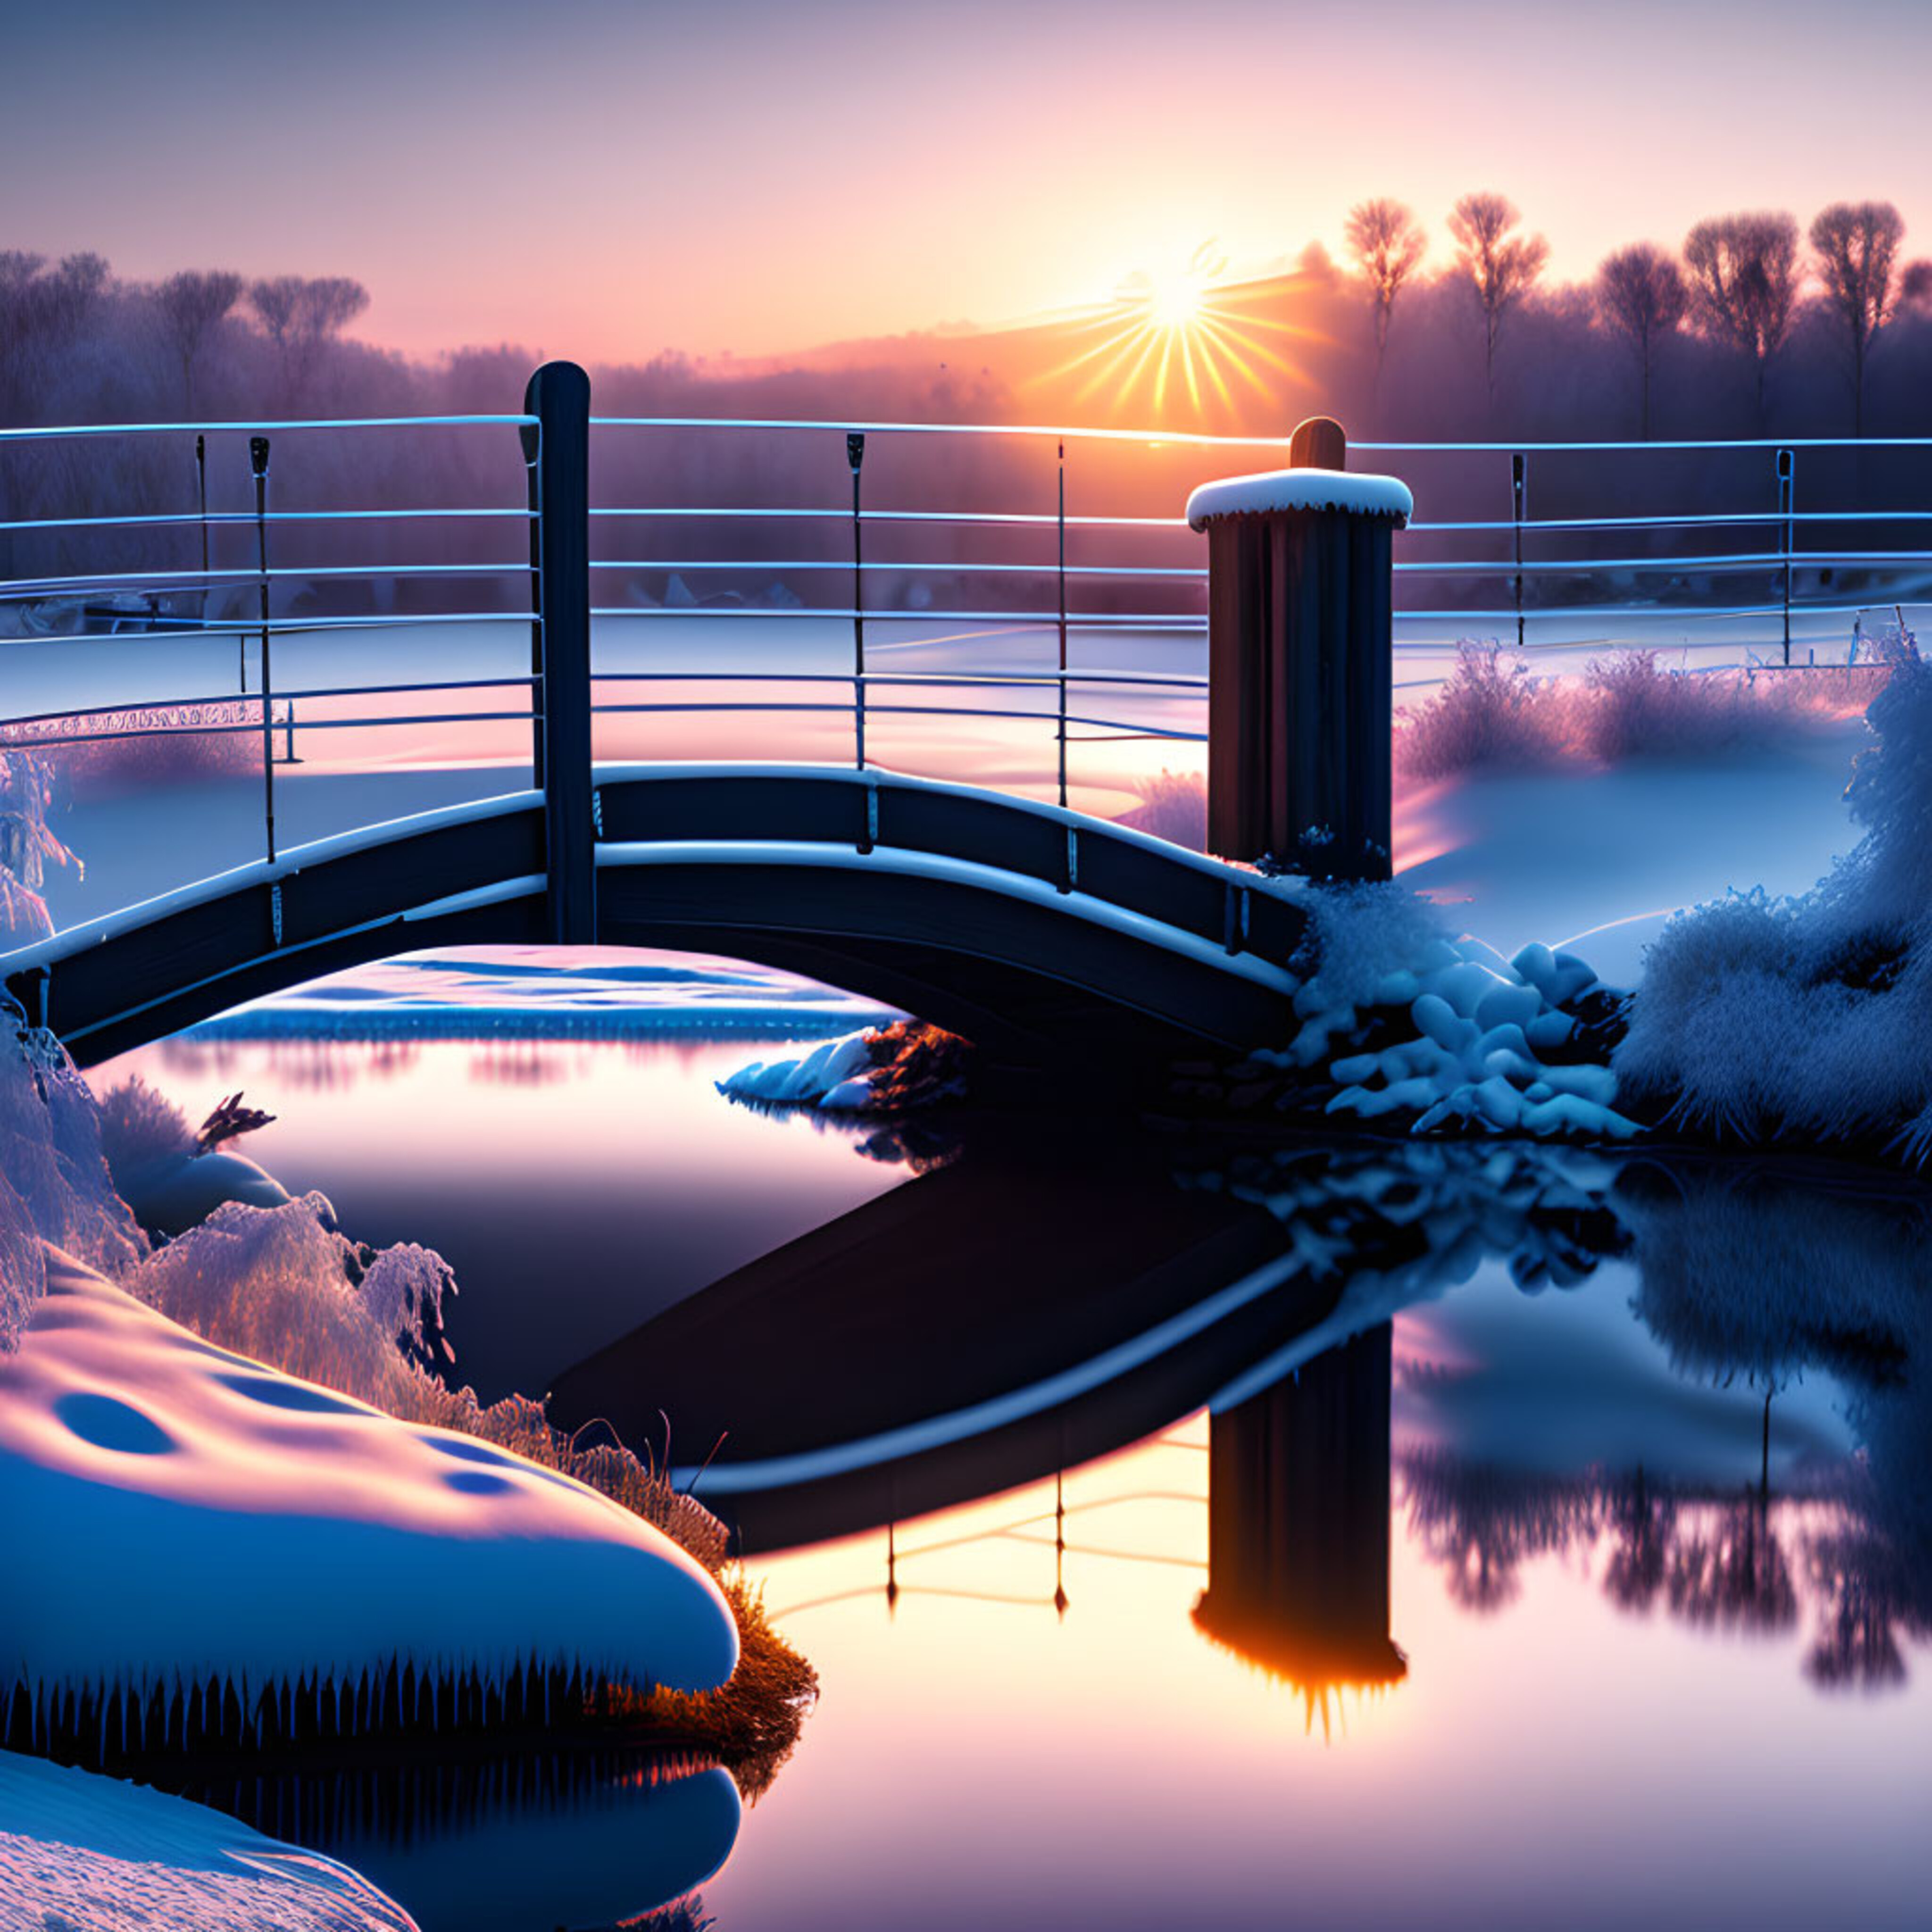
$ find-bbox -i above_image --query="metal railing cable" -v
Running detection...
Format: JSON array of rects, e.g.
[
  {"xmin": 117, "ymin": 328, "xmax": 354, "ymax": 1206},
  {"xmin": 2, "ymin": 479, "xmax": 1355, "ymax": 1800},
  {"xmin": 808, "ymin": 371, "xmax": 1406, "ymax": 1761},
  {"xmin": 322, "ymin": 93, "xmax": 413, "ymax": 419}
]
[{"xmin": 2, "ymin": 400, "xmax": 1926, "ymax": 906}]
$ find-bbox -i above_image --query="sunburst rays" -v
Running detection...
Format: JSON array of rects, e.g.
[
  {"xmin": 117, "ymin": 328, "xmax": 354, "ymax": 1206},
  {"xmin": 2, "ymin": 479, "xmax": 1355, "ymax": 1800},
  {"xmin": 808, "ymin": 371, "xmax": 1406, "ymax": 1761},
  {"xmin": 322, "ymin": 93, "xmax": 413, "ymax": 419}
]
[{"xmin": 1029, "ymin": 242, "xmax": 1325, "ymax": 421}]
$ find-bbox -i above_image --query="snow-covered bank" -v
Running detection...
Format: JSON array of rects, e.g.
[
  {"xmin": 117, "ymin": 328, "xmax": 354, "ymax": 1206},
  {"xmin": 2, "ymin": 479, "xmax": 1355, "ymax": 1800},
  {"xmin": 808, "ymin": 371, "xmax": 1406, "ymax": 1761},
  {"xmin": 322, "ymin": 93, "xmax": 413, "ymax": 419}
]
[
  {"xmin": 0, "ymin": 1750, "xmax": 418, "ymax": 1932},
  {"xmin": 0, "ymin": 1250, "xmax": 737, "ymax": 1731}
]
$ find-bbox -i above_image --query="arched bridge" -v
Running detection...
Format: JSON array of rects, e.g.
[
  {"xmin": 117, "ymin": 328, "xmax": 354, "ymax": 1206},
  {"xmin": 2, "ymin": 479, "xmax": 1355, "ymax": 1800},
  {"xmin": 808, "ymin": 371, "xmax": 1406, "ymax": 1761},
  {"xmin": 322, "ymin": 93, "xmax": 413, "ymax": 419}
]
[{"xmin": 4, "ymin": 766, "xmax": 1308, "ymax": 1068}]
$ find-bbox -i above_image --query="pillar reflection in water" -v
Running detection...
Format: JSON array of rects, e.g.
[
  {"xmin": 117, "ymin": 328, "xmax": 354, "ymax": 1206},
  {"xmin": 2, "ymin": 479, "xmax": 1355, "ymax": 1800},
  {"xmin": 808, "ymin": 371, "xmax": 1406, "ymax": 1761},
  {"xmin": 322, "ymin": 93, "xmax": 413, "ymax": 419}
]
[{"xmin": 1193, "ymin": 1324, "xmax": 1406, "ymax": 1717}]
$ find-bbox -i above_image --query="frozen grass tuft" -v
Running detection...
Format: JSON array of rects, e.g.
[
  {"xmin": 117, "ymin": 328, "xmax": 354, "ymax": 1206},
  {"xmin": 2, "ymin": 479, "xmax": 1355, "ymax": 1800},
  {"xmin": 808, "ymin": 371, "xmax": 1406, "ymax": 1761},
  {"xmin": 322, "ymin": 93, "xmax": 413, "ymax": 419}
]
[{"xmin": 1397, "ymin": 644, "xmax": 1570, "ymax": 780}]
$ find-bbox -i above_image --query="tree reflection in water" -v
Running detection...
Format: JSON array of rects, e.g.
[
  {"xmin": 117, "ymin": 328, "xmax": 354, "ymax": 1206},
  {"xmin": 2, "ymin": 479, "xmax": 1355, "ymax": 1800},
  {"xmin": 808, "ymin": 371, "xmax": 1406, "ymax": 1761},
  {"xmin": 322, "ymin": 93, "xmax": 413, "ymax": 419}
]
[{"xmin": 1274, "ymin": 1150, "xmax": 1932, "ymax": 1690}]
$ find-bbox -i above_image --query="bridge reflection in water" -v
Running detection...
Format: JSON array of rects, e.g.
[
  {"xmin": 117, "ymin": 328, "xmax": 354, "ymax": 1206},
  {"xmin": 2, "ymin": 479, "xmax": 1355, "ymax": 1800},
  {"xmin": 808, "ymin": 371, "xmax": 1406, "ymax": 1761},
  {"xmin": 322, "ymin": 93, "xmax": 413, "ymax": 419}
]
[{"xmin": 553, "ymin": 1127, "xmax": 1929, "ymax": 1713}]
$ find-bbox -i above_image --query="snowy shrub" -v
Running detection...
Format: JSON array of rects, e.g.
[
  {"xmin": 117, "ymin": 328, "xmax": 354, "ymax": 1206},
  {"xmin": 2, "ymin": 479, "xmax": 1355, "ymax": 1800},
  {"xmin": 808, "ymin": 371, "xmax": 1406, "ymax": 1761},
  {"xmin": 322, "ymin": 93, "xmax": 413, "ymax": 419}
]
[
  {"xmin": 1580, "ymin": 650, "xmax": 1883, "ymax": 763},
  {"xmin": 0, "ymin": 999, "xmax": 147, "ymax": 1349},
  {"xmin": 126, "ymin": 1190, "xmax": 730, "ymax": 1566},
  {"xmin": 1395, "ymin": 641, "xmax": 1887, "ymax": 785},
  {"xmin": 1616, "ymin": 621, "xmax": 1932, "ymax": 1157},
  {"xmin": 0, "ymin": 749, "xmax": 79, "ymax": 948},
  {"xmin": 1396, "ymin": 643, "xmax": 1570, "ymax": 781}
]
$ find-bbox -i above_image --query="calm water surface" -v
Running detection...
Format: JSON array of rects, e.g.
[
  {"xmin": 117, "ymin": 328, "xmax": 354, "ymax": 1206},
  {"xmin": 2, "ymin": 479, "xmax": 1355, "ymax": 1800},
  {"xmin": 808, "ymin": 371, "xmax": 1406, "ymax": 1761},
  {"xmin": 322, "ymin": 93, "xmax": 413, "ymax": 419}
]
[{"xmin": 100, "ymin": 1029, "xmax": 1932, "ymax": 1932}]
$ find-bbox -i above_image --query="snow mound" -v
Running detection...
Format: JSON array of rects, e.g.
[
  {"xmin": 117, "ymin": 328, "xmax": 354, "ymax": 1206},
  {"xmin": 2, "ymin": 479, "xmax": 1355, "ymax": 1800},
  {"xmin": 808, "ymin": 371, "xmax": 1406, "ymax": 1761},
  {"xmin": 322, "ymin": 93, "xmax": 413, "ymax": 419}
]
[
  {"xmin": 1186, "ymin": 467, "xmax": 1413, "ymax": 529},
  {"xmin": 718, "ymin": 1020, "xmax": 972, "ymax": 1117},
  {"xmin": 1320, "ymin": 936, "xmax": 1639, "ymax": 1141},
  {"xmin": 0, "ymin": 1251, "xmax": 739, "ymax": 1713},
  {"xmin": 719, "ymin": 1030, "xmax": 879, "ymax": 1112},
  {"xmin": 0, "ymin": 1749, "xmax": 417, "ymax": 1932},
  {"xmin": 1232, "ymin": 882, "xmax": 1634, "ymax": 1142},
  {"xmin": 1616, "ymin": 621, "xmax": 1932, "ymax": 1156}
]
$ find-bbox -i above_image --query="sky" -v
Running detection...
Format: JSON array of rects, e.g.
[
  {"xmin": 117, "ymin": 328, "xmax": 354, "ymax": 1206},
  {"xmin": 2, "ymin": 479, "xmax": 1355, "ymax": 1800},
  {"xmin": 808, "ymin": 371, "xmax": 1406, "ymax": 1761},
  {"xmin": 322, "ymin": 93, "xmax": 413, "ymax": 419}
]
[{"xmin": 8, "ymin": 0, "xmax": 1931, "ymax": 366}]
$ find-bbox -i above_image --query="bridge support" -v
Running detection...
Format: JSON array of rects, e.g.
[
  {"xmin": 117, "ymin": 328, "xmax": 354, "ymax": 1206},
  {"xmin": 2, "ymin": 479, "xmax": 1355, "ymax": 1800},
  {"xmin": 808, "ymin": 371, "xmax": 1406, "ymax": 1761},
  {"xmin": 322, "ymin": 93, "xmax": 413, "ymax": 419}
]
[
  {"xmin": 1188, "ymin": 417, "xmax": 1410, "ymax": 882},
  {"xmin": 523, "ymin": 360, "xmax": 597, "ymax": 944}
]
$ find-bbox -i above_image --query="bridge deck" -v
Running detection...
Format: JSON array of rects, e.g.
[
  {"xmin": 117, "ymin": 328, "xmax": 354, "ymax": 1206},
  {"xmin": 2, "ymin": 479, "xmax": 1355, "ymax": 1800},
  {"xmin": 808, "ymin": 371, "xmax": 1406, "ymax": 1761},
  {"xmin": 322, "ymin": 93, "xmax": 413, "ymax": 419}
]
[{"xmin": 3, "ymin": 764, "xmax": 1310, "ymax": 1067}]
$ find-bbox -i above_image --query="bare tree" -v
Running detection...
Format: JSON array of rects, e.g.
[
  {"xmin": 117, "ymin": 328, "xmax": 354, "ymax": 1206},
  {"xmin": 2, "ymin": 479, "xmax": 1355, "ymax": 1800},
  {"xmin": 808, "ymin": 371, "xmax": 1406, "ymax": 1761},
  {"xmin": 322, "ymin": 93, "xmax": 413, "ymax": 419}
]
[
  {"xmin": 1344, "ymin": 199, "xmax": 1426, "ymax": 408},
  {"xmin": 155, "ymin": 270, "xmax": 243, "ymax": 414},
  {"xmin": 1448, "ymin": 193, "xmax": 1549, "ymax": 409},
  {"xmin": 1809, "ymin": 201, "xmax": 1906, "ymax": 436},
  {"xmin": 1682, "ymin": 212, "xmax": 1800, "ymax": 427},
  {"xmin": 249, "ymin": 274, "xmax": 368, "ymax": 401},
  {"xmin": 1596, "ymin": 243, "xmax": 1688, "ymax": 438}
]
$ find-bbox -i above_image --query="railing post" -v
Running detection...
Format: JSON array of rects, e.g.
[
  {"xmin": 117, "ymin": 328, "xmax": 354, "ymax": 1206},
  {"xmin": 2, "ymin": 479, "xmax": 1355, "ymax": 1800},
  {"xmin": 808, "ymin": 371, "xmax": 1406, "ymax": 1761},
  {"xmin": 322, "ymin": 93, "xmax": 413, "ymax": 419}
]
[
  {"xmin": 1777, "ymin": 447, "xmax": 1795, "ymax": 667},
  {"xmin": 1057, "ymin": 439, "xmax": 1069, "ymax": 809},
  {"xmin": 524, "ymin": 360, "xmax": 596, "ymax": 946},
  {"xmin": 250, "ymin": 435, "xmax": 275, "ymax": 862},
  {"xmin": 1189, "ymin": 415, "xmax": 1408, "ymax": 882},
  {"xmin": 1510, "ymin": 451, "xmax": 1527, "ymax": 652},
  {"xmin": 848, "ymin": 432, "xmax": 866, "ymax": 769}
]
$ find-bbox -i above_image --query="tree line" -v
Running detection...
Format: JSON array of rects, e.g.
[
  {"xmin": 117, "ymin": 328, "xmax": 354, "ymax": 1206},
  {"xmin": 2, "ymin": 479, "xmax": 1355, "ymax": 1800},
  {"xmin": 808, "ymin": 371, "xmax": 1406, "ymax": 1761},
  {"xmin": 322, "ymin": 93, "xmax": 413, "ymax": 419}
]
[{"xmin": 1342, "ymin": 193, "xmax": 1929, "ymax": 438}]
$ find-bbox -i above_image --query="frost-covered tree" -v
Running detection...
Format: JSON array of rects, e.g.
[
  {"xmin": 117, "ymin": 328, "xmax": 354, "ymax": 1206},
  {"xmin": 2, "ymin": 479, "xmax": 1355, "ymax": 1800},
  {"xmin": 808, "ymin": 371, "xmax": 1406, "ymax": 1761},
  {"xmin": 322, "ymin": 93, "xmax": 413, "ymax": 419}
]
[
  {"xmin": 1595, "ymin": 243, "xmax": 1688, "ymax": 439},
  {"xmin": 1344, "ymin": 198, "xmax": 1426, "ymax": 409},
  {"xmin": 1448, "ymin": 193, "xmax": 1549, "ymax": 409},
  {"xmin": 154, "ymin": 268, "xmax": 244, "ymax": 413},
  {"xmin": 248, "ymin": 274, "xmax": 370, "ymax": 402},
  {"xmin": 1809, "ymin": 201, "xmax": 1906, "ymax": 436},
  {"xmin": 1683, "ymin": 212, "xmax": 1800, "ymax": 428}
]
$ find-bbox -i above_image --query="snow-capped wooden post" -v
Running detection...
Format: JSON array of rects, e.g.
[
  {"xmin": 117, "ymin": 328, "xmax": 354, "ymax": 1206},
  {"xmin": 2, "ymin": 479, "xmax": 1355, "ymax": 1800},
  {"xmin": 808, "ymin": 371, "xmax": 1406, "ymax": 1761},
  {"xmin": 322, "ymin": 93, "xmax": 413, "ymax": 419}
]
[
  {"xmin": 1188, "ymin": 416, "xmax": 1410, "ymax": 881},
  {"xmin": 522, "ymin": 360, "xmax": 597, "ymax": 945}
]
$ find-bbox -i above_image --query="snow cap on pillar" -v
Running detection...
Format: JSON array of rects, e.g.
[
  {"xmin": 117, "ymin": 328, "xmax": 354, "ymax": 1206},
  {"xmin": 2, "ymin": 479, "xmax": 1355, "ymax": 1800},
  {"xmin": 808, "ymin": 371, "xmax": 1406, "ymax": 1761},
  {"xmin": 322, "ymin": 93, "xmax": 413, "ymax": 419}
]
[{"xmin": 1186, "ymin": 415, "xmax": 1412, "ymax": 531}]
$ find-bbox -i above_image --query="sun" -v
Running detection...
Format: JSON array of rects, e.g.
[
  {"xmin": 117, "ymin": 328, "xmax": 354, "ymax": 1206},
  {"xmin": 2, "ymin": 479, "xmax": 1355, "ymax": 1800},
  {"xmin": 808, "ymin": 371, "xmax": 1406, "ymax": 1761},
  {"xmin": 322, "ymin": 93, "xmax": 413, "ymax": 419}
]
[
  {"xmin": 1027, "ymin": 238, "xmax": 1319, "ymax": 420},
  {"xmin": 1146, "ymin": 266, "xmax": 1209, "ymax": 331}
]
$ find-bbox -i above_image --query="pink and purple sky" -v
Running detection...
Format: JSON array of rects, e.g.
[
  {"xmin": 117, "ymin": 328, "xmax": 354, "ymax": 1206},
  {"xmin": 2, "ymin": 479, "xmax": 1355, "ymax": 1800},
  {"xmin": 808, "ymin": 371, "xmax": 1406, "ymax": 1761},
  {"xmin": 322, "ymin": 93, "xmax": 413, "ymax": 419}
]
[{"xmin": 8, "ymin": 0, "xmax": 1928, "ymax": 366}]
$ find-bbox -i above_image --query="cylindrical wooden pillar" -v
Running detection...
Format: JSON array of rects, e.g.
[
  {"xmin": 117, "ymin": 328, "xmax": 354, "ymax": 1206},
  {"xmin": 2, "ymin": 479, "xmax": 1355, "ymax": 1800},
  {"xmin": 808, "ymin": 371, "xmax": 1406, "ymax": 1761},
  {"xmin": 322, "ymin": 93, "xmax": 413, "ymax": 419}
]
[{"xmin": 1188, "ymin": 418, "xmax": 1410, "ymax": 880}]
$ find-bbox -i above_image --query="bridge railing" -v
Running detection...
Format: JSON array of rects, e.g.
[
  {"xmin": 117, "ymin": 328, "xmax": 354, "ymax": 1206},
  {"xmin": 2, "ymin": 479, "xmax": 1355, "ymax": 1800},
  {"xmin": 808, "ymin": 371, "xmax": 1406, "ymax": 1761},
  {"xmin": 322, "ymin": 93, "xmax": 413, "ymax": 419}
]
[{"xmin": 1, "ymin": 374, "xmax": 1929, "ymax": 934}]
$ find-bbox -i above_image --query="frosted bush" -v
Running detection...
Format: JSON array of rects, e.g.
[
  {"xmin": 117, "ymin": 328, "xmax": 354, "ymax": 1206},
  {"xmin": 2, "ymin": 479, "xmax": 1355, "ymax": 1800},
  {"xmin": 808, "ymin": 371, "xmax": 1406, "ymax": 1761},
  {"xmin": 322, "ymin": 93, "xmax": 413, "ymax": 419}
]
[
  {"xmin": 0, "ymin": 748, "xmax": 78, "ymax": 948},
  {"xmin": 128, "ymin": 1190, "xmax": 728, "ymax": 1565},
  {"xmin": 1397, "ymin": 643, "xmax": 1569, "ymax": 781},
  {"xmin": 0, "ymin": 997, "xmax": 146, "ymax": 1349},
  {"xmin": 95, "ymin": 1073, "xmax": 199, "ymax": 1176},
  {"xmin": 1395, "ymin": 642, "xmax": 1885, "ymax": 785},
  {"xmin": 1617, "ymin": 622, "xmax": 1932, "ymax": 1157},
  {"xmin": 130, "ymin": 1193, "xmax": 453, "ymax": 1407}
]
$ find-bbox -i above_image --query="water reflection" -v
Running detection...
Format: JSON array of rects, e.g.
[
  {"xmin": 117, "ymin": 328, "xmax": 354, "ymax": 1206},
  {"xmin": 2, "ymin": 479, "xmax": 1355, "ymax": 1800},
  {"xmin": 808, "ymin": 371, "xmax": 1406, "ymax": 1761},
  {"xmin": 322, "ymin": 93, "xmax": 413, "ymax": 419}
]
[
  {"xmin": 171, "ymin": 1752, "xmax": 740, "ymax": 1932},
  {"xmin": 1195, "ymin": 1326, "xmax": 1407, "ymax": 1731},
  {"xmin": 87, "ymin": 1031, "xmax": 1932, "ymax": 1927}
]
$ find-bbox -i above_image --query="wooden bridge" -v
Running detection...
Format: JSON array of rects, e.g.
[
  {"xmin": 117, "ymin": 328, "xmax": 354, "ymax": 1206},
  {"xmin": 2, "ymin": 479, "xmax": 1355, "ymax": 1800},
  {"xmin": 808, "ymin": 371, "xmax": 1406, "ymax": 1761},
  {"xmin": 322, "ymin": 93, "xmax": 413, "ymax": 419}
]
[
  {"xmin": 3, "ymin": 764, "xmax": 1308, "ymax": 1068},
  {"xmin": 0, "ymin": 366, "xmax": 1417, "ymax": 1071}
]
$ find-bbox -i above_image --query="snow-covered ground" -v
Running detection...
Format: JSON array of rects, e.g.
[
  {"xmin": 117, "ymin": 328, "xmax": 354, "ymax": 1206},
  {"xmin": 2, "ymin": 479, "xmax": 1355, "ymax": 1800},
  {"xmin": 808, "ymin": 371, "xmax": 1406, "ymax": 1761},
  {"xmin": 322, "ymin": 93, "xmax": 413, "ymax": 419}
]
[
  {"xmin": 0, "ymin": 1751, "xmax": 418, "ymax": 1932},
  {"xmin": 1397, "ymin": 721, "xmax": 1865, "ymax": 984},
  {"xmin": 0, "ymin": 1250, "xmax": 737, "ymax": 1705}
]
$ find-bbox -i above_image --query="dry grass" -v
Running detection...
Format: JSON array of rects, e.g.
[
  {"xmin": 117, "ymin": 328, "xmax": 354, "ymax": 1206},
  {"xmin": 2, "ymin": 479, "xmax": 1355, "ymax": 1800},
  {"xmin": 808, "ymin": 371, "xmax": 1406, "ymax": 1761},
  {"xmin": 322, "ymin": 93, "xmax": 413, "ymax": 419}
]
[{"xmin": 608, "ymin": 1573, "xmax": 820, "ymax": 1802}]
